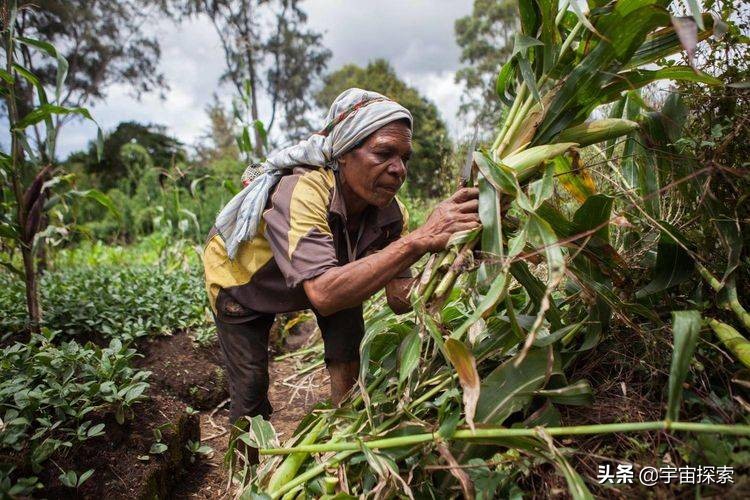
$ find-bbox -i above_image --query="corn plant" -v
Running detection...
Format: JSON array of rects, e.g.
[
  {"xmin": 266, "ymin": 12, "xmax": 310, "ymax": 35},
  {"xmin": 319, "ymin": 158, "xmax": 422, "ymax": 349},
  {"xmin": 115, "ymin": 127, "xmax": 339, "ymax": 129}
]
[{"xmin": 233, "ymin": 1, "xmax": 749, "ymax": 498}]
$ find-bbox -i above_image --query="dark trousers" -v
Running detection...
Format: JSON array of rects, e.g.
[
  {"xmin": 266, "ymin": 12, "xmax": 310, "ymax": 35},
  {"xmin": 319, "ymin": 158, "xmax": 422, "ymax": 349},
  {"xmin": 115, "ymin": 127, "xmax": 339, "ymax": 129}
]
[{"xmin": 214, "ymin": 300, "xmax": 365, "ymax": 425}]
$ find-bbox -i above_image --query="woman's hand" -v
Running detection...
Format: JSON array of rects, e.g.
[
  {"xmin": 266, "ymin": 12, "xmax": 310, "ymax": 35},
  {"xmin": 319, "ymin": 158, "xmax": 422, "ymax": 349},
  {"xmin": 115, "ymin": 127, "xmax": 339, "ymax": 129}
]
[{"xmin": 407, "ymin": 187, "xmax": 481, "ymax": 253}]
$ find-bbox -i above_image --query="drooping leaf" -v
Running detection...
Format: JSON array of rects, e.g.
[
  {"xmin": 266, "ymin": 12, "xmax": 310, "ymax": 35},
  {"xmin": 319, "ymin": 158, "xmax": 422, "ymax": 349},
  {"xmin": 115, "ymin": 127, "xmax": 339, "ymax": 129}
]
[
  {"xmin": 398, "ymin": 332, "xmax": 421, "ymax": 384},
  {"xmin": 534, "ymin": 379, "xmax": 593, "ymax": 406},
  {"xmin": 70, "ymin": 189, "xmax": 121, "ymax": 220},
  {"xmin": 16, "ymin": 104, "xmax": 94, "ymax": 129},
  {"xmin": 666, "ymin": 311, "xmax": 701, "ymax": 421},
  {"xmin": 599, "ymin": 67, "xmax": 721, "ymax": 103},
  {"xmin": 476, "ymin": 348, "xmax": 560, "ymax": 424},
  {"xmin": 16, "ymin": 36, "xmax": 69, "ymax": 102},
  {"xmin": 445, "ymin": 338, "xmax": 480, "ymax": 431},
  {"xmin": 636, "ymin": 222, "xmax": 695, "ymax": 298}
]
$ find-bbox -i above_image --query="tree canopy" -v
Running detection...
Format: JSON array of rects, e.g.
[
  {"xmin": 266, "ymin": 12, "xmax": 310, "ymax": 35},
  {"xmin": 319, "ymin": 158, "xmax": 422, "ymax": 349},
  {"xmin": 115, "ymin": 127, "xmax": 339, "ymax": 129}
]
[
  {"xmin": 175, "ymin": 0, "xmax": 331, "ymax": 154},
  {"xmin": 7, "ymin": 0, "xmax": 168, "ymax": 159},
  {"xmin": 71, "ymin": 121, "xmax": 186, "ymax": 190},
  {"xmin": 316, "ymin": 59, "xmax": 452, "ymax": 198},
  {"xmin": 454, "ymin": 0, "xmax": 516, "ymax": 133}
]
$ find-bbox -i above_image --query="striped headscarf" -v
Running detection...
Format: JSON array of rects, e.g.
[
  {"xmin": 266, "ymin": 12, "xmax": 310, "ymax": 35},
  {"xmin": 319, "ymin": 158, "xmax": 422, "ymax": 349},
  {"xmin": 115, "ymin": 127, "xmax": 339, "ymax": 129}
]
[{"xmin": 215, "ymin": 88, "xmax": 412, "ymax": 259}]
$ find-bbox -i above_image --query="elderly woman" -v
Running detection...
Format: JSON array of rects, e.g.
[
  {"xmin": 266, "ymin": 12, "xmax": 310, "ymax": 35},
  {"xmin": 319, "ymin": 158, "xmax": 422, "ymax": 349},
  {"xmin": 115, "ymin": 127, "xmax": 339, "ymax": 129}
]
[{"xmin": 204, "ymin": 88, "xmax": 479, "ymax": 432}]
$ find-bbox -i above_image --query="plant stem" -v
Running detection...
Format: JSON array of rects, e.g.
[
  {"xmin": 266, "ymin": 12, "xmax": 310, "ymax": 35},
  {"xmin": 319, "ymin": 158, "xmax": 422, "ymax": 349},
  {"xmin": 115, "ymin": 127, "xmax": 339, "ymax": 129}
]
[
  {"xmin": 491, "ymin": 20, "xmax": 583, "ymax": 160},
  {"xmin": 261, "ymin": 421, "xmax": 750, "ymax": 455},
  {"xmin": 697, "ymin": 264, "xmax": 750, "ymax": 331},
  {"xmin": 267, "ymin": 377, "xmax": 454, "ymax": 498},
  {"xmin": 433, "ymin": 237, "xmax": 479, "ymax": 299},
  {"xmin": 491, "ymin": 84, "xmax": 528, "ymax": 152},
  {"xmin": 5, "ymin": 7, "xmax": 40, "ymax": 334}
]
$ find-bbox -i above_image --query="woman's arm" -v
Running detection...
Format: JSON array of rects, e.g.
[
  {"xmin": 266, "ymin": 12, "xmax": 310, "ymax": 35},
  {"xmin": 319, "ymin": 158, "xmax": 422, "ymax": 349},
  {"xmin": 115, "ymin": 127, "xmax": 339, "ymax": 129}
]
[{"xmin": 303, "ymin": 188, "xmax": 479, "ymax": 316}]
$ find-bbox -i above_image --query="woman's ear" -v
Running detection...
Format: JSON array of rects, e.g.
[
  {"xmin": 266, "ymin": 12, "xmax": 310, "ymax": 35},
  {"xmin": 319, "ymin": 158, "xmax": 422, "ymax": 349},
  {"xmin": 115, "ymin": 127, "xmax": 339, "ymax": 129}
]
[{"xmin": 337, "ymin": 151, "xmax": 348, "ymax": 167}]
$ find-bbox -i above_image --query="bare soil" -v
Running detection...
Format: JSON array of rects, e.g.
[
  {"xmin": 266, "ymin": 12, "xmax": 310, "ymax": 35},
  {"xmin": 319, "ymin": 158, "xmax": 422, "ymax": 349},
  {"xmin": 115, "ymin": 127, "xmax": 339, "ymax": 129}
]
[
  {"xmin": 135, "ymin": 330, "xmax": 229, "ymax": 410},
  {"xmin": 35, "ymin": 393, "xmax": 200, "ymax": 499}
]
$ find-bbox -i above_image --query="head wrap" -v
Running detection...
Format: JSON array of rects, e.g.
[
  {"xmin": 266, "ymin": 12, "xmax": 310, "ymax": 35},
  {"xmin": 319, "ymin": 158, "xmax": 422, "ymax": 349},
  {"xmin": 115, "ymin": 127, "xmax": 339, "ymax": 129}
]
[{"xmin": 214, "ymin": 88, "xmax": 412, "ymax": 259}]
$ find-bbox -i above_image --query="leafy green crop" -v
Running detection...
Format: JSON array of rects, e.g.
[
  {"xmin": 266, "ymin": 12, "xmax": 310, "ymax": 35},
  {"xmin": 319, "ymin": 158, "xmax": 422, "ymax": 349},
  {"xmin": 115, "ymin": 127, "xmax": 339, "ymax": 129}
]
[
  {"xmin": 0, "ymin": 330, "xmax": 151, "ymax": 495},
  {"xmin": 0, "ymin": 264, "xmax": 208, "ymax": 341}
]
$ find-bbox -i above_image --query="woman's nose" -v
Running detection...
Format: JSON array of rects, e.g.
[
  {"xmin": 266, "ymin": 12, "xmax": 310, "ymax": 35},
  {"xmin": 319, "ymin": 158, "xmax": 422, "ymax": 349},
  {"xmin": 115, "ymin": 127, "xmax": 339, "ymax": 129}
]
[{"xmin": 388, "ymin": 159, "xmax": 406, "ymax": 179}]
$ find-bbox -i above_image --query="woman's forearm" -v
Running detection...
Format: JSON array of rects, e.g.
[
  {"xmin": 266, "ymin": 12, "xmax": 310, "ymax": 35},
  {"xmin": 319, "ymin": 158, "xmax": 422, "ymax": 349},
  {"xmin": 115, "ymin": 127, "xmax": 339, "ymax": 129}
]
[{"xmin": 303, "ymin": 233, "xmax": 425, "ymax": 316}]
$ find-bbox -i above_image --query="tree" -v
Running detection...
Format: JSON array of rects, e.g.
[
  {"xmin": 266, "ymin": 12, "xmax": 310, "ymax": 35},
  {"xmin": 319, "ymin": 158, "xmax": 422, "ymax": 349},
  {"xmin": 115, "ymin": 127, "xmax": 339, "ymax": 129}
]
[
  {"xmin": 4, "ymin": 0, "xmax": 168, "ymax": 161},
  {"xmin": 316, "ymin": 59, "xmax": 452, "ymax": 198},
  {"xmin": 176, "ymin": 0, "xmax": 331, "ymax": 156},
  {"xmin": 195, "ymin": 94, "xmax": 241, "ymax": 164},
  {"xmin": 73, "ymin": 121, "xmax": 186, "ymax": 191},
  {"xmin": 454, "ymin": 0, "xmax": 516, "ymax": 133}
]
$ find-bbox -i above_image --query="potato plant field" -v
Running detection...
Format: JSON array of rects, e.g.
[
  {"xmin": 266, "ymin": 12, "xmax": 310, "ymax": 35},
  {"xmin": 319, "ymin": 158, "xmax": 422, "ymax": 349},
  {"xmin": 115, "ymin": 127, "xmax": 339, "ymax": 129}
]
[{"xmin": 1, "ymin": 0, "xmax": 749, "ymax": 498}]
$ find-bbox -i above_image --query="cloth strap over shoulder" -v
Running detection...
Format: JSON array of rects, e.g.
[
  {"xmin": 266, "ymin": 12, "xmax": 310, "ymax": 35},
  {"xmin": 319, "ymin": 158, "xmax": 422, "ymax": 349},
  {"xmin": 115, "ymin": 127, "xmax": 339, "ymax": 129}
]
[{"xmin": 214, "ymin": 88, "xmax": 413, "ymax": 259}]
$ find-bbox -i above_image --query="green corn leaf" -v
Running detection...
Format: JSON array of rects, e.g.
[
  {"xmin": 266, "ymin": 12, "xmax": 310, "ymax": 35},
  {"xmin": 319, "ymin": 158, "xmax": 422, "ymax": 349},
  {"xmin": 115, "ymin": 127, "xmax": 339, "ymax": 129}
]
[
  {"xmin": 16, "ymin": 36, "xmax": 69, "ymax": 102},
  {"xmin": 627, "ymin": 14, "xmax": 715, "ymax": 68},
  {"xmin": 452, "ymin": 271, "xmax": 510, "ymax": 340},
  {"xmin": 572, "ymin": 194, "xmax": 613, "ymax": 242},
  {"xmin": 568, "ymin": 0, "xmax": 603, "ymax": 39},
  {"xmin": 534, "ymin": 3, "xmax": 672, "ymax": 144},
  {"xmin": 476, "ymin": 348, "xmax": 561, "ymax": 424},
  {"xmin": 0, "ymin": 68, "xmax": 13, "ymax": 84},
  {"xmin": 510, "ymin": 261, "xmax": 563, "ymax": 330},
  {"xmin": 636, "ymin": 222, "xmax": 695, "ymax": 298},
  {"xmin": 537, "ymin": 0, "xmax": 560, "ymax": 73},
  {"xmin": 666, "ymin": 311, "xmax": 701, "ymax": 421},
  {"xmin": 518, "ymin": 0, "xmax": 540, "ymax": 36},
  {"xmin": 599, "ymin": 67, "xmax": 721, "ymax": 103},
  {"xmin": 474, "ymin": 151, "xmax": 517, "ymax": 195},
  {"xmin": 16, "ymin": 104, "xmax": 94, "ymax": 129},
  {"xmin": 527, "ymin": 213, "xmax": 564, "ymax": 277},
  {"xmin": 512, "ymin": 34, "xmax": 544, "ymax": 103},
  {"xmin": 495, "ymin": 59, "xmax": 517, "ymax": 106},
  {"xmin": 398, "ymin": 332, "xmax": 421, "ymax": 384},
  {"xmin": 477, "ymin": 173, "xmax": 504, "ymax": 289},
  {"xmin": 70, "ymin": 189, "xmax": 121, "ymax": 220}
]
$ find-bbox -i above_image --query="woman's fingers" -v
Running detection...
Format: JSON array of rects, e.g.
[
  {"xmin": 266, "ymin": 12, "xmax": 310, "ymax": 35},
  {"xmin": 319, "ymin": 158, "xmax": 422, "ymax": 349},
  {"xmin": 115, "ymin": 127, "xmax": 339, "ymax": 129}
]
[
  {"xmin": 451, "ymin": 187, "xmax": 479, "ymax": 203},
  {"xmin": 456, "ymin": 199, "xmax": 479, "ymax": 213}
]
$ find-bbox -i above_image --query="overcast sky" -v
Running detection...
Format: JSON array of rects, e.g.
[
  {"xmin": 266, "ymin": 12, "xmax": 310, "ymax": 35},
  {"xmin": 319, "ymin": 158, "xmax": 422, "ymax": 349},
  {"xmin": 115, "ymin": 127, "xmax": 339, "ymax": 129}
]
[{"xmin": 57, "ymin": 0, "xmax": 475, "ymax": 157}]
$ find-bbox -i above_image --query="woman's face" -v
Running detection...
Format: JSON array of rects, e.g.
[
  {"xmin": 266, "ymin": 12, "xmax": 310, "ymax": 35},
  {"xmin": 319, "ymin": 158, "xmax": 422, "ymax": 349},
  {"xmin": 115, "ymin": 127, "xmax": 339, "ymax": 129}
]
[{"xmin": 337, "ymin": 120, "xmax": 412, "ymax": 209}]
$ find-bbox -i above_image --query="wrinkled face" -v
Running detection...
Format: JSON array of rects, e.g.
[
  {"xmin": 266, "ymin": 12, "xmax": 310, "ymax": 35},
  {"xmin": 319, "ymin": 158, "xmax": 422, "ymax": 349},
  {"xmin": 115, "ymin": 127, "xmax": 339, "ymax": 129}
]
[{"xmin": 337, "ymin": 120, "xmax": 412, "ymax": 208}]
